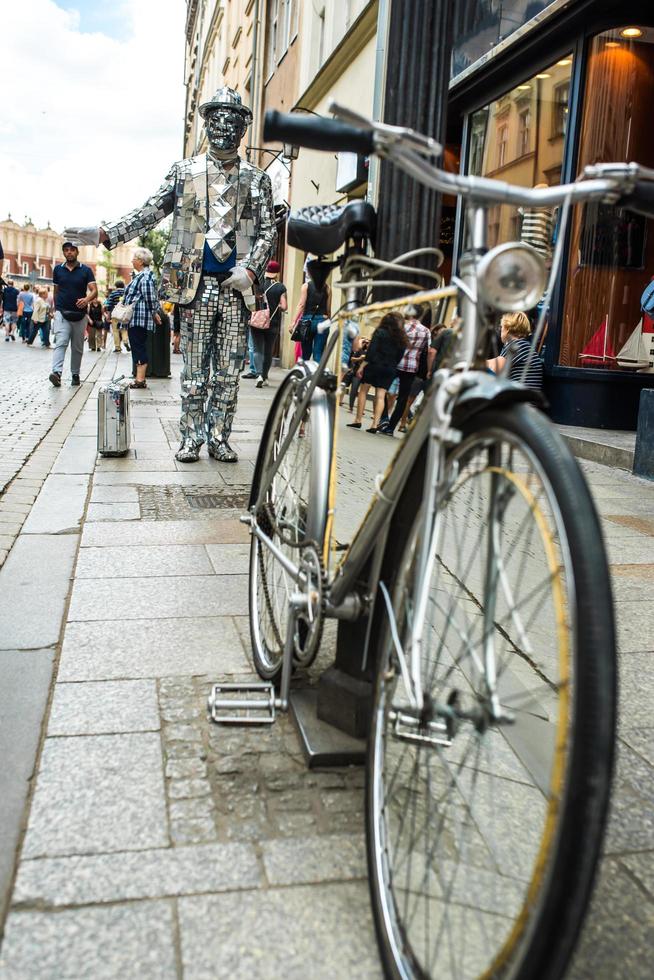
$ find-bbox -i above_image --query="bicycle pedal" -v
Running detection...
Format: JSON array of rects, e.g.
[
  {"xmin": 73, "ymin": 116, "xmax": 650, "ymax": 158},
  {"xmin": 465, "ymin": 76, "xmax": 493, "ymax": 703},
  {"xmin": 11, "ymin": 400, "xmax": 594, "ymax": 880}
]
[{"xmin": 208, "ymin": 682, "xmax": 277, "ymax": 725}]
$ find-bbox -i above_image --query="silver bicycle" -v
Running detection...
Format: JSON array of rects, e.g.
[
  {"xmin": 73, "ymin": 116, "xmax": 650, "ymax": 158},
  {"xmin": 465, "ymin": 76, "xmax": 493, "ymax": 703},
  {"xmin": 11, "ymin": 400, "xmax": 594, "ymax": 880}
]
[{"xmin": 210, "ymin": 104, "xmax": 654, "ymax": 978}]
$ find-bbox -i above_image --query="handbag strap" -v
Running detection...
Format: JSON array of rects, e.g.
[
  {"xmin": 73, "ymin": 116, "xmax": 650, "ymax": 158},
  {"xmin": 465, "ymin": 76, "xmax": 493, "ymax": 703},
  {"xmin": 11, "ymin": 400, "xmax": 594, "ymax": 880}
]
[{"xmin": 263, "ymin": 281, "xmax": 281, "ymax": 321}]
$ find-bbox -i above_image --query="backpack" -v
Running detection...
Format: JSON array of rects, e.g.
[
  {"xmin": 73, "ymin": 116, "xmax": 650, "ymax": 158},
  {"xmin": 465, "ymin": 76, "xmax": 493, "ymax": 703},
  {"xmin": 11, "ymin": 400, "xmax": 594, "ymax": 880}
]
[{"xmin": 640, "ymin": 280, "xmax": 654, "ymax": 316}]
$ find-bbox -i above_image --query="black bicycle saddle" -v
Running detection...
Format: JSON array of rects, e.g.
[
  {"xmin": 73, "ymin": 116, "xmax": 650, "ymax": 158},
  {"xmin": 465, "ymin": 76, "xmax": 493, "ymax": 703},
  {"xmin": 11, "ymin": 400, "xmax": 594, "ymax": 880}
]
[{"xmin": 287, "ymin": 200, "xmax": 377, "ymax": 255}]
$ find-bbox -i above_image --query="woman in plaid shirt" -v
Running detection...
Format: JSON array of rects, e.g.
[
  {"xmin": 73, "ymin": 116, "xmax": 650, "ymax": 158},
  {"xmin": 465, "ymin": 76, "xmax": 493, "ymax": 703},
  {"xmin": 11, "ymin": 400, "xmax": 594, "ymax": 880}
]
[
  {"xmin": 123, "ymin": 248, "xmax": 161, "ymax": 389},
  {"xmin": 379, "ymin": 305, "xmax": 431, "ymax": 435}
]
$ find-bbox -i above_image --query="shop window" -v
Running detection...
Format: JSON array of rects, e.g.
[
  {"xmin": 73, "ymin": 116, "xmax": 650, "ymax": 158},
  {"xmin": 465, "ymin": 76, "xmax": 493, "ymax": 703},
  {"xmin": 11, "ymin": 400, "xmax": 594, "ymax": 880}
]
[
  {"xmin": 467, "ymin": 54, "xmax": 573, "ymax": 251},
  {"xmin": 560, "ymin": 29, "xmax": 654, "ymax": 371}
]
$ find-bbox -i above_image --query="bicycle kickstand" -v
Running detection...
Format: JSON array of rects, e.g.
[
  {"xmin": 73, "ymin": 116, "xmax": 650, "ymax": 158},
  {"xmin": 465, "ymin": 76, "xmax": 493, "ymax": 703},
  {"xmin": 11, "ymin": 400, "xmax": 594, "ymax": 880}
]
[{"xmin": 207, "ymin": 593, "xmax": 306, "ymax": 725}]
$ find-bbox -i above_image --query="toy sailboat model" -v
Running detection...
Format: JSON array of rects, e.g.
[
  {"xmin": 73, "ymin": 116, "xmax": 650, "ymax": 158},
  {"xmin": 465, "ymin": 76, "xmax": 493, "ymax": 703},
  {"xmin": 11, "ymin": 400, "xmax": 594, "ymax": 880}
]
[
  {"xmin": 616, "ymin": 317, "xmax": 654, "ymax": 371},
  {"xmin": 579, "ymin": 316, "xmax": 617, "ymax": 365}
]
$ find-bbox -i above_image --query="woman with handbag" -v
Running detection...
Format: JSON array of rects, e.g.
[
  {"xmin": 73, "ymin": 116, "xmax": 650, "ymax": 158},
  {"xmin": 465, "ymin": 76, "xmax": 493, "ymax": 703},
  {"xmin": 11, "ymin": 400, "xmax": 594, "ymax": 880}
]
[
  {"xmin": 249, "ymin": 260, "xmax": 287, "ymax": 388},
  {"xmin": 292, "ymin": 260, "xmax": 331, "ymax": 363},
  {"xmin": 118, "ymin": 248, "xmax": 161, "ymax": 389}
]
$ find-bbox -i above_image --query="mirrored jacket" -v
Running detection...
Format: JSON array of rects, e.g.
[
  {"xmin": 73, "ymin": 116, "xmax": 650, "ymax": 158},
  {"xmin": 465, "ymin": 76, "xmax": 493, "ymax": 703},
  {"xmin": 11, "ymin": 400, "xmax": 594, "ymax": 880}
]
[{"xmin": 103, "ymin": 154, "xmax": 276, "ymax": 305}]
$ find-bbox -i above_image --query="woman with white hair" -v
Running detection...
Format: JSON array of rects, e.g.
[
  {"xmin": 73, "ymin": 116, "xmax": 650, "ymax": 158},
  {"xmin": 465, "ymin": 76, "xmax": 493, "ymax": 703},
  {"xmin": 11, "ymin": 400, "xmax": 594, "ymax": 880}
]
[{"xmin": 123, "ymin": 247, "xmax": 161, "ymax": 389}]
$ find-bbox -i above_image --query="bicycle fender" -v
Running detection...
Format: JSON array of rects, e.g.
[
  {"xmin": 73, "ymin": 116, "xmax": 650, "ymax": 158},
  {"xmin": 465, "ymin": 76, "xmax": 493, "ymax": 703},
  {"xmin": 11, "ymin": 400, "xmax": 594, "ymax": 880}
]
[{"xmin": 452, "ymin": 373, "xmax": 547, "ymax": 427}]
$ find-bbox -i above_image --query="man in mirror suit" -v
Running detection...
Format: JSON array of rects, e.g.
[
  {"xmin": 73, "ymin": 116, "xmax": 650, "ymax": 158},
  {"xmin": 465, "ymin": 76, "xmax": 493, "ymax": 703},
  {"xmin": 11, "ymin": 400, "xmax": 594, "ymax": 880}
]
[{"xmin": 96, "ymin": 87, "xmax": 276, "ymax": 462}]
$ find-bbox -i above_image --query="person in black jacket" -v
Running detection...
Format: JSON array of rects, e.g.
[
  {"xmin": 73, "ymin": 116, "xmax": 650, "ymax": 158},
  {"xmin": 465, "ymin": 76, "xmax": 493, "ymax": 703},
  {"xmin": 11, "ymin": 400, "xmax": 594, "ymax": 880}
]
[{"xmin": 347, "ymin": 312, "xmax": 407, "ymax": 433}]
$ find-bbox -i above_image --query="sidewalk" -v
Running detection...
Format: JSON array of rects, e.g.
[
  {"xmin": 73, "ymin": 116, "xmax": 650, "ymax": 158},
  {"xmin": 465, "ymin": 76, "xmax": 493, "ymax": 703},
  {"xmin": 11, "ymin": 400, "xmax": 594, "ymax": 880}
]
[
  {"xmin": 0, "ymin": 356, "xmax": 377, "ymax": 979},
  {"xmin": 0, "ymin": 356, "xmax": 653, "ymax": 977}
]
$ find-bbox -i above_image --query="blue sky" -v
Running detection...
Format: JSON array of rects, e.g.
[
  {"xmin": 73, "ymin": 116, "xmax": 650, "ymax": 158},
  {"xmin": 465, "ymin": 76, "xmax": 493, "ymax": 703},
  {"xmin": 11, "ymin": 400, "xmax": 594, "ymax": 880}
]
[
  {"xmin": 0, "ymin": 0, "xmax": 185, "ymax": 231},
  {"xmin": 54, "ymin": 1, "xmax": 131, "ymax": 41}
]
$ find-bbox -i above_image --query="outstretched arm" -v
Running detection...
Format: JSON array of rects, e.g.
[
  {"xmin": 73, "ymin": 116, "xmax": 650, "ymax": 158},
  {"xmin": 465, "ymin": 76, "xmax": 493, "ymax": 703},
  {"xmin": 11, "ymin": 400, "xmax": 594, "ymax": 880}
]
[{"xmin": 100, "ymin": 164, "xmax": 177, "ymax": 248}]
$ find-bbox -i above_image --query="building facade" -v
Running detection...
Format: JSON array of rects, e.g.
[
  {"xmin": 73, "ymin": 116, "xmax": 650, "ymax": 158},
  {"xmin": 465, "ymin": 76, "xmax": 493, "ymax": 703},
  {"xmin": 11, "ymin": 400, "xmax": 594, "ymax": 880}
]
[
  {"xmin": 448, "ymin": 0, "xmax": 654, "ymax": 429},
  {"xmin": 0, "ymin": 218, "xmax": 134, "ymax": 296}
]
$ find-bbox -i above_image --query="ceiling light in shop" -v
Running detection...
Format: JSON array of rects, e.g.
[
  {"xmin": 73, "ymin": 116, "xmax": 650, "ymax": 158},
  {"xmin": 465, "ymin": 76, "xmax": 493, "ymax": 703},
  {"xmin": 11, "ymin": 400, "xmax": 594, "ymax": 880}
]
[
  {"xmin": 536, "ymin": 73, "xmax": 551, "ymax": 78},
  {"xmin": 620, "ymin": 27, "xmax": 643, "ymax": 38},
  {"xmin": 557, "ymin": 58, "xmax": 572, "ymax": 66},
  {"xmin": 604, "ymin": 41, "xmax": 621, "ymax": 48},
  {"xmin": 517, "ymin": 84, "xmax": 531, "ymax": 90}
]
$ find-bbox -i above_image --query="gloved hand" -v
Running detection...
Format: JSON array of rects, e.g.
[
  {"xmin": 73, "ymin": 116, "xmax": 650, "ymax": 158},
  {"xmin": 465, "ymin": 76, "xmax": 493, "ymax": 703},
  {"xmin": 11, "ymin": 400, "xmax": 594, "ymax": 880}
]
[
  {"xmin": 223, "ymin": 265, "xmax": 256, "ymax": 310},
  {"xmin": 62, "ymin": 226, "xmax": 101, "ymax": 247},
  {"xmin": 222, "ymin": 265, "xmax": 254, "ymax": 292}
]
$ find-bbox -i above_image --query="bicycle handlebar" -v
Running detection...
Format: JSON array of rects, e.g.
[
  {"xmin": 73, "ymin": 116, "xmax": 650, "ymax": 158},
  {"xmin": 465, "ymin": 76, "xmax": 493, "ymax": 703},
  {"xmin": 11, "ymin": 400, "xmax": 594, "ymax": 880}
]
[
  {"xmin": 264, "ymin": 110, "xmax": 375, "ymax": 155},
  {"xmin": 264, "ymin": 106, "xmax": 654, "ymax": 215}
]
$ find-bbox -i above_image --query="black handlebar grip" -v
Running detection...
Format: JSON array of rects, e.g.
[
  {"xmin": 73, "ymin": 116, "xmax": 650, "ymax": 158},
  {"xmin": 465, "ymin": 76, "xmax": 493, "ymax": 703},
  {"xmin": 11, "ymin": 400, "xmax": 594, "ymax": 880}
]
[
  {"xmin": 620, "ymin": 180, "xmax": 654, "ymax": 220},
  {"xmin": 264, "ymin": 110, "xmax": 375, "ymax": 155}
]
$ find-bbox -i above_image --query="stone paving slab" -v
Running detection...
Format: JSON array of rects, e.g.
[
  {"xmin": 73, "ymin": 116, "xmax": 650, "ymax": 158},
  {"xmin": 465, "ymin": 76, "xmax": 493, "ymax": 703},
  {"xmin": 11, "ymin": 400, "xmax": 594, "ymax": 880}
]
[
  {"xmin": 0, "ymin": 900, "xmax": 177, "ymax": 979},
  {"xmin": 21, "ymin": 473, "xmax": 90, "ymax": 535},
  {"xmin": 205, "ymin": 543, "xmax": 250, "ymax": 575},
  {"xmin": 76, "ymin": 544, "xmax": 215, "ymax": 579},
  {"xmin": 178, "ymin": 882, "xmax": 381, "ymax": 979},
  {"xmin": 0, "ymin": 535, "xmax": 78, "ymax": 650},
  {"xmin": 570, "ymin": 858, "xmax": 654, "ymax": 980},
  {"xmin": 51, "ymin": 435, "xmax": 98, "ymax": 475},
  {"xmin": 68, "ymin": 574, "xmax": 248, "ymax": 622},
  {"xmin": 22, "ymin": 733, "xmax": 168, "ymax": 858},
  {"xmin": 82, "ymin": 518, "xmax": 248, "ymax": 547},
  {"xmin": 262, "ymin": 833, "xmax": 366, "ymax": 886},
  {"xmin": 48, "ymin": 680, "xmax": 160, "ymax": 735},
  {"xmin": 0, "ymin": 649, "xmax": 55, "ymax": 925},
  {"xmin": 615, "ymin": 599, "xmax": 654, "ymax": 653},
  {"xmin": 13, "ymin": 841, "xmax": 261, "ymax": 907},
  {"xmin": 89, "ymin": 485, "xmax": 139, "ymax": 504},
  {"xmin": 85, "ymin": 501, "xmax": 141, "ymax": 522},
  {"xmin": 58, "ymin": 616, "xmax": 249, "ymax": 681}
]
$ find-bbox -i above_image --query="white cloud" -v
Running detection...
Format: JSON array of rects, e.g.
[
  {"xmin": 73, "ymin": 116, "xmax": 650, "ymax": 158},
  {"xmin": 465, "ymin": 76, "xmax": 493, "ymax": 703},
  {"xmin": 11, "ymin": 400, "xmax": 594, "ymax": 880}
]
[{"xmin": 0, "ymin": 0, "xmax": 186, "ymax": 233}]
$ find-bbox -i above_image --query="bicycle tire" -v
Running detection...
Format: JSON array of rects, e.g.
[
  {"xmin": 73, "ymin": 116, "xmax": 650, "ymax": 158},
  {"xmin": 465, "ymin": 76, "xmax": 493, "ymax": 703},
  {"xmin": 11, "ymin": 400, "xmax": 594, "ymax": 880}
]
[
  {"xmin": 367, "ymin": 402, "xmax": 616, "ymax": 980},
  {"xmin": 249, "ymin": 367, "xmax": 332, "ymax": 682}
]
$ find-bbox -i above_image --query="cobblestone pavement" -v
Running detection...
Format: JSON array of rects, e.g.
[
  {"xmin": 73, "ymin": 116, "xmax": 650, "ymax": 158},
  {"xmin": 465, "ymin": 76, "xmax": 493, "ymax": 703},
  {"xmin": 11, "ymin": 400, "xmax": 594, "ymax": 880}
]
[
  {"xmin": 0, "ymin": 339, "xmax": 103, "ymax": 566},
  {"xmin": 0, "ymin": 356, "xmax": 652, "ymax": 977}
]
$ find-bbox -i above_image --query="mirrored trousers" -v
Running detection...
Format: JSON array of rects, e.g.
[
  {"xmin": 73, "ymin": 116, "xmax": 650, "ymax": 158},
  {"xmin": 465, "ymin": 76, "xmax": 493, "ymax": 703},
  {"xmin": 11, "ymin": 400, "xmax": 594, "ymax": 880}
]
[{"xmin": 179, "ymin": 277, "xmax": 249, "ymax": 448}]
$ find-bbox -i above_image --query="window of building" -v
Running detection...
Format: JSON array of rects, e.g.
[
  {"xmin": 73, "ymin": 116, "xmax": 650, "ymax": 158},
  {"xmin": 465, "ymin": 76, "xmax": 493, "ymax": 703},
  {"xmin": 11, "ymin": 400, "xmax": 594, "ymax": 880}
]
[
  {"xmin": 552, "ymin": 82, "xmax": 570, "ymax": 138},
  {"xmin": 2, "ymin": 259, "xmax": 9, "ymax": 275},
  {"xmin": 517, "ymin": 105, "xmax": 531, "ymax": 157},
  {"xmin": 266, "ymin": 0, "xmax": 297, "ymax": 78},
  {"xmin": 560, "ymin": 29, "xmax": 654, "ymax": 372},
  {"xmin": 21, "ymin": 261, "xmax": 29, "ymax": 275},
  {"xmin": 497, "ymin": 124, "xmax": 508, "ymax": 169},
  {"xmin": 467, "ymin": 54, "xmax": 573, "ymax": 249},
  {"xmin": 40, "ymin": 264, "xmax": 46, "ymax": 277}
]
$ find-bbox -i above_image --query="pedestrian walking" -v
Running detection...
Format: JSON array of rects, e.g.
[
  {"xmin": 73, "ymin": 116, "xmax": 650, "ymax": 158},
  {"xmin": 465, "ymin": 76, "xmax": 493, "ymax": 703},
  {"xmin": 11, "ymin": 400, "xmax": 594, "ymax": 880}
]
[
  {"xmin": 250, "ymin": 260, "xmax": 287, "ymax": 388},
  {"xmin": 105, "ymin": 278, "xmax": 129, "ymax": 352},
  {"xmin": 49, "ymin": 242, "xmax": 97, "ymax": 388},
  {"xmin": 17, "ymin": 283, "xmax": 34, "ymax": 342},
  {"xmin": 122, "ymin": 247, "xmax": 162, "ymax": 389},
  {"xmin": 28, "ymin": 288, "xmax": 50, "ymax": 346},
  {"xmin": 378, "ymin": 305, "xmax": 430, "ymax": 436},
  {"xmin": 1, "ymin": 279, "xmax": 19, "ymax": 341},
  {"xmin": 76, "ymin": 86, "xmax": 276, "ymax": 463},
  {"xmin": 347, "ymin": 313, "xmax": 407, "ymax": 433},
  {"xmin": 293, "ymin": 260, "xmax": 332, "ymax": 363},
  {"xmin": 171, "ymin": 304, "xmax": 181, "ymax": 354},
  {"xmin": 87, "ymin": 296, "xmax": 104, "ymax": 351}
]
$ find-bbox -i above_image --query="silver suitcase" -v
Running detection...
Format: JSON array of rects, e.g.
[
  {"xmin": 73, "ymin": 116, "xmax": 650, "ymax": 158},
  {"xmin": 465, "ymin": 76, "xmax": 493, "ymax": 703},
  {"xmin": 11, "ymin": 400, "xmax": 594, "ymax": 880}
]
[{"xmin": 98, "ymin": 377, "xmax": 131, "ymax": 457}]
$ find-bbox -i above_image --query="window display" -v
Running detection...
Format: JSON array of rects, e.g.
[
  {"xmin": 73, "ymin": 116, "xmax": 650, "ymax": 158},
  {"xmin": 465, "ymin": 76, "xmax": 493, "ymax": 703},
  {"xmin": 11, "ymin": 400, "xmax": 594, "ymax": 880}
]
[{"xmin": 560, "ymin": 28, "xmax": 654, "ymax": 371}]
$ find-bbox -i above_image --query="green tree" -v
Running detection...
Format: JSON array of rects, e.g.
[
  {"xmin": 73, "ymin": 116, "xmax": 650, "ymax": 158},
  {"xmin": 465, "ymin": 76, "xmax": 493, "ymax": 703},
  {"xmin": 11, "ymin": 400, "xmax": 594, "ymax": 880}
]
[{"xmin": 138, "ymin": 222, "xmax": 171, "ymax": 278}]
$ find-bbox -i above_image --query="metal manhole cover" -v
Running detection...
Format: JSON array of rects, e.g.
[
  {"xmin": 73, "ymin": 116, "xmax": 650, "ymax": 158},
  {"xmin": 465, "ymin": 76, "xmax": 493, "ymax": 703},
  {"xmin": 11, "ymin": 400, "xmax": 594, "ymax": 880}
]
[
  {"xmin": 136, "ymin": 484, "xmax": 250, "ymax": 520},
  {"xmin": 185, "ymin": 491, "xmax": 249, "ymax": 510}
]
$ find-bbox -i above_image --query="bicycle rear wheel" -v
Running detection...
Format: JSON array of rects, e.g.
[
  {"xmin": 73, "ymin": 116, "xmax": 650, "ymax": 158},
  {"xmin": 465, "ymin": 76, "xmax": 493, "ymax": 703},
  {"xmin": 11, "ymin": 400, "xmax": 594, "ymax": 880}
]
[
  {"xmin": 367, "ymin": 403, "xmax": 616, "ymax": 980},
  {"xmin": 249, "ymin": 368, "xmax": 332, "ymax": 681}
]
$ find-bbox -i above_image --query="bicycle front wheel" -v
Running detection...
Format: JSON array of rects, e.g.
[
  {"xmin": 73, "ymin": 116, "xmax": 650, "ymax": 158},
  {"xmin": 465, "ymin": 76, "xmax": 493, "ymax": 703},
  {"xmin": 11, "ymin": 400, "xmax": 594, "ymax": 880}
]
[
  {"xmin": 249, "ymin": 368, "xmax": 332, "ymax": 681},
  {"xmin": 367, "ymin": 403, "xmax": 616, "ymax": 980}
]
